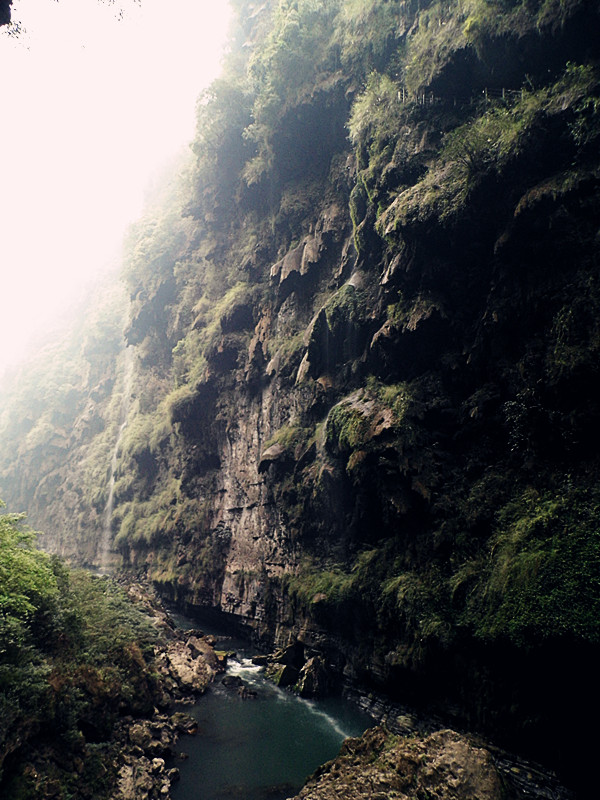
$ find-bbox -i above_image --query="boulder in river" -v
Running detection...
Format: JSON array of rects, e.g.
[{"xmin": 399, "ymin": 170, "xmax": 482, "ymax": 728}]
[
  {"xmin": 296, "ymin": 655, "xmax": 330, "ymax": 698},
  {"xmin": 265, "ymin": 662, "xmax": 299, "ymax": 688},
  {"xmin": 237, "ymin": 684, "xmax": 258, "ymax": 700},
  {"xmin": 221, "ymin": 674, "xmax": 244, "ymax": 688}
]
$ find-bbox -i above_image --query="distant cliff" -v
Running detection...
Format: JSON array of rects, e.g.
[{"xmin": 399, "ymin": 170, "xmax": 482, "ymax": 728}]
[{"xmin": 1, "ymin": 1, "xmax": 600, "ymax": 794}]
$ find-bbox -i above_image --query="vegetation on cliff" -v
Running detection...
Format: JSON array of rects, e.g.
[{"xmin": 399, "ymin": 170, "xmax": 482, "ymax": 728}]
[
  {"xmin": 1, "ymin": 0, "xmax": 600, "ymax": 794},
  {"xmin": 0, "ymin": 277, "xmax": 128, "ymax": 565}
]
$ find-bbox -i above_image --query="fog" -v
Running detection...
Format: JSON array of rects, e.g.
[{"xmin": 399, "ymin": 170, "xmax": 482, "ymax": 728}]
[{"xmin": 0, "ymin": 0, "xmax": 231, "ymax": 379}]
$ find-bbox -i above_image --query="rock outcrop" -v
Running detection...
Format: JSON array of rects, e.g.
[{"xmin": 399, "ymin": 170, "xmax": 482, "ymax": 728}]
[
  {"xmin": 113, "ymin": 714, "xmax": 190, "ymax": 800},
  {"xmin": 292, "ymin": 727, "xmax": 504, "ymax": 800}
]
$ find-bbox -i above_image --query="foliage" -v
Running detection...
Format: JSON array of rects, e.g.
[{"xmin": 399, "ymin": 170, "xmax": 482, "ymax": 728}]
[
  {"xmin": 285, "ymin": 561, "xmax": 354, "ymax": 608},
  {"xmin": 565, "ymin": 62, "xmax": 600, "ymax": 148},
  {"xmin": 113, "ymin": 475, "xmax": 182, "ymax": 552},
  {"xmin": 263, "ymin": 424, "xmax": 311, "ymax": 453},
  {"xmin": 190, "ymin": 75, "xmax": 255, "ymax": 219},
  {"xmin": 540, "ymin": 263, "xmax": 600, "ymax": 389},
  {"xmin": 171, "ymin": 281, "xmax": 253, "ymax": 388},
  {"xmin": 285, "ymin": 545, "xmax": 451, "ymax": 659},
  {"xmin": 243, "ymin": 0, "xmax": 340, "ymax": 184},
  {"xmin": 403, "ymin": 0, "xmax": 469, "ymax": 94},
  {"xmin": 123, "ymin": 203, "xmax": 190, "ymax": 295},
  {"xmin": 0, "ymin": 500, "xmax": 163, "ymax": 797},
  {"xmin": 0, "ymin": 504, "xmax": 58, "ymax": 660},
  {"xmin": 348, "ymin": 72, "xmax": 404, "ymax": 148},
  {"xmin": 402, "ymin": 0, "xmax": 587, "ymax": 93},
  {"xmin": 325, "ymin": 377, "xmax": 437, "ymax": 472},
  {"xmin": 334, "ymin": 0, "xmax": 408, "ymax": 78},
  {"xmin": 458, "ymin": 482, "xmax": 600, "ymax": 644},
  {"xmin": 377, "ymin": 62, "xmax": 599, "ymax": 234},
  {"xmin": 441, "ymin": 101, "xmax": 534, "ymax": 177}
]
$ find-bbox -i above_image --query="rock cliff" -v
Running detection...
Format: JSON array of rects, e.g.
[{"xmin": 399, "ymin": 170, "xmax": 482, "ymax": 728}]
[{"xmin": 1, "ymin": 1, "xmax": 600, "ymax": 795}]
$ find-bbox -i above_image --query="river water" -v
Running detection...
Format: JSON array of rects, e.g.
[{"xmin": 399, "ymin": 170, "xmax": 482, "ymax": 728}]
[{"xmin": 170, "ymin": 613, "xmax": 373, "ymax": 800}]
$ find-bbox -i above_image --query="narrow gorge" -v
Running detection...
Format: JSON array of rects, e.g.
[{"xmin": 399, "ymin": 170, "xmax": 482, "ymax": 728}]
[{"xmin": 1, "ymin": 1, "xmax": 600, "ymax": 798}]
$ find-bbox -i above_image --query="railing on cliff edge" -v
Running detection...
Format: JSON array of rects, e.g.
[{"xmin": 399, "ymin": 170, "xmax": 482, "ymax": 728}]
[{"xmin": 396, "ymin": 86, "xmax": 528, "ymax": 106}]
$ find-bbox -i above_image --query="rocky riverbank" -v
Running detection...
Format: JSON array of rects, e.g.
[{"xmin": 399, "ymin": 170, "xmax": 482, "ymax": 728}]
[
  {"xmin": 109, "ymin": 584, "xmax": 224, "ymax": 800},
  {"xmin": 291, "ymin": 727, "xmax": 504, "ymax": 800},
  {"xmin": 0, "ymin": 576, "xmax": 221, "ymax": 800},
  {"xmin": 345, "ymin": 691, "xmax": 574, "ymax": 800}
]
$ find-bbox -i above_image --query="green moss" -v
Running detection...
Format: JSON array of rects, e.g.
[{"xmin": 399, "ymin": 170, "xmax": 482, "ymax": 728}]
[
  {"xmin": 404, "ymin": 0, "xmax": 468, "ymax": 94},
  {"xmin": 325, "ymin": 379, "xmax": 434, "ymax": 472},
  {"xmin": 349, "ymin": 180, "xmax": 368, "ymax": 252},
  {"xmin": 283, "ymin": 545, "xmax": 453, "ymax": 662},
  {"xmin": 461, "ymin": 482, "xmax": 600, "ymax": 644},
  {"xmin": 284, "ymin": 562, "xmax": 355, "ymax": 609},
  {"xmin": 324, "ymin": 284, "xmax": 361, "ymax": 329},
  {"xmin": 325, "ymin": 401, "xmax": 369, "ymax": 455},
  {"xmin": 348, "ymin": 72, "xmax": 404, "ymax": 148},
  {"xmin": 380, "ymin": 566, "xmax": 451, "ymax": 648},
  {"xmin": 263, "ymin": 424, "xmax": 311, "ymax": 453},
  {"xmin": 113, "ymin": 476, "xmax": 183, "ymax": 553},
  {"xmin": 374, "ymin": 59, "xmax": 599, "ymax": 238},
  {"xmin": 171, "ymin": 281, "xmax": 253, "ymax": 388}
]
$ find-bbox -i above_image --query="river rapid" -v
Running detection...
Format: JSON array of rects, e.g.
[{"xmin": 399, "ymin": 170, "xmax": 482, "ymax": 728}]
[{"xmin": 170, "ymin": 612, "xmax": 373, "ymax": 800}]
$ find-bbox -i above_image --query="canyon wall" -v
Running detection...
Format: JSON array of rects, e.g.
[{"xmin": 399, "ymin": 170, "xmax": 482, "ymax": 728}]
[{"xmin": 2, "ymin": 1, "xmax": 600, "ymax": 793}]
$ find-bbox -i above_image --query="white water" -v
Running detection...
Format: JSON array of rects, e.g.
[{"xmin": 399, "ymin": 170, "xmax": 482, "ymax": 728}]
[
  {"xmin": 297, "ymin": 695, "xmax": 351, "ymax": 740},
  {"xmin": 171, "ymin": 631, "xmax": 374, "ymax": 800},
  {"xmin": 98, "ymin": 347, "xmax": 134, "ymax": 573},
  {"xmin": 228, "ymin": 656, "xmax": 350, "ymax": 737},
  {"xmin": 227, "ymin": 656, "xmax": 265, "ymax": 681},
  {"xmin": 227, "ymin": 656, "xmax": 353, "ymax": 737}
]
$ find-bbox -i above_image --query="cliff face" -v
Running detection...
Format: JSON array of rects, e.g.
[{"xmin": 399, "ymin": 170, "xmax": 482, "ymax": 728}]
[
  {"xmin": 1, "ymin": 0, "xmax": 600, "ymax": 793},
  {"xmin": 0, "ymin": 279, "xmax": 127, "ymax": 566}
]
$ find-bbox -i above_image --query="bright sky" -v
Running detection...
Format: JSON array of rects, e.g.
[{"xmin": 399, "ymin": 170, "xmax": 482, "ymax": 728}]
[{"xmin": 0, "ymin": 0, "xmax": 231, "ymax": 379}]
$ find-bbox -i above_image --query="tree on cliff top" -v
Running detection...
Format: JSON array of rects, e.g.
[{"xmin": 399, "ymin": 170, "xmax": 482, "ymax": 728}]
[{"xmin": 0, "ymin": 0, "xmax": 11, "ymax": 27}]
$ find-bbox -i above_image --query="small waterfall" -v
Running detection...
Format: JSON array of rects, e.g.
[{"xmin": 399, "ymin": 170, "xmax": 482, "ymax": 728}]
[{"xmin": 98, "ymin": 347, "xmax": 134, "ymax": 574}]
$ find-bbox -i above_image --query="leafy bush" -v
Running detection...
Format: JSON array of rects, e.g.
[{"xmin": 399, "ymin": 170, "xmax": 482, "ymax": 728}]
[
  {"xmin": 243, "ymin": 0, "xmax": 340, "ymax": 185},
  {"xmin": 348, "ymin": 72, "xmax": 404, "ymax": 148},
  {"xmin": 1, "ymin": 501, "xmax": 164, "ymax": 797},
  {"xmin": 334, "ymin": 0, "xmax": 409, "ymax": 77},
  {"xmin": 0, "ymin": 505, "xmax": 59, "ymax": 663}
]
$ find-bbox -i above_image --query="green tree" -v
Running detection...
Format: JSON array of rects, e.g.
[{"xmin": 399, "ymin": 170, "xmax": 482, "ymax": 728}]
[{"xmin": 0, "ymin": 502, "xmax": 59, "ymax": 655}]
